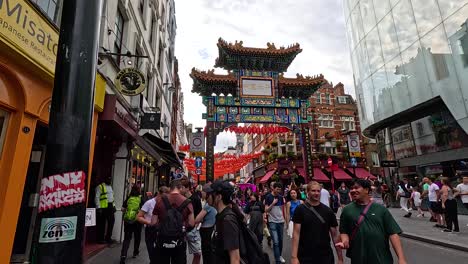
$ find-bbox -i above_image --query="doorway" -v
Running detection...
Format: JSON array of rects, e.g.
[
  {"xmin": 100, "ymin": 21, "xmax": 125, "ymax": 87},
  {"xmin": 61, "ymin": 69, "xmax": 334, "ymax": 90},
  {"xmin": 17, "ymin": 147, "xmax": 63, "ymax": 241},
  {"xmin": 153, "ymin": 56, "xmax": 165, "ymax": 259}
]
[{"xmin": 10, "ymin": 124, "xmax": 47, "ymax": 263}]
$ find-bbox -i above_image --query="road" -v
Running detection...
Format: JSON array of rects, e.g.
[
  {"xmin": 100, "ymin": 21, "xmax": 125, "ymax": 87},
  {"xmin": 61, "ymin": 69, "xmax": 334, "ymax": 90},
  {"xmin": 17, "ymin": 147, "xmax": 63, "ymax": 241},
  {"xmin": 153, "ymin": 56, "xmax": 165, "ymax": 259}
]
[
  {"xmin": 88, "ymin": 231, "xmax": 468, "ymax": 263},
  {"xmin": 262, "ymin": 233, "xmax": 468, "ymax": 263}
]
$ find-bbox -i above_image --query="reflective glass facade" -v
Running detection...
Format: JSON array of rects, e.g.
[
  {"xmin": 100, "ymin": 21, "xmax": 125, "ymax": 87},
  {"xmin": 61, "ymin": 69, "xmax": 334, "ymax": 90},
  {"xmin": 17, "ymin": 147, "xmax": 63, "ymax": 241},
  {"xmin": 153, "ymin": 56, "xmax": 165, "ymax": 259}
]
[{"xmin": 344, "ymin": 0, "xmax": 468, "ymax": 137}]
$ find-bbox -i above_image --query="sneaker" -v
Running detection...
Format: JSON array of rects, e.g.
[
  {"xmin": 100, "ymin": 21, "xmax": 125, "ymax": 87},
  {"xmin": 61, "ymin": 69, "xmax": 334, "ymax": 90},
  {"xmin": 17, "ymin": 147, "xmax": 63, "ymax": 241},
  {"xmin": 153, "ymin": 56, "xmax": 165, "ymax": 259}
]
[
  {"xmin": 453, "ymin": 230, "xmax": 460, "ymax": 233},
  {"xmin": 403, "ymin": 213, "xmax": 411, "ymax": 218},
  {"xmin": 442, "ymin": 229, "xmax": 452, "ymax": 232},
  {"xmin": 417, "ymin": 214, "xmax": 422, "ymax": 217},
  {"xmin": 280, "ymin": 256, "xmax": 286, "ymax": 263}
]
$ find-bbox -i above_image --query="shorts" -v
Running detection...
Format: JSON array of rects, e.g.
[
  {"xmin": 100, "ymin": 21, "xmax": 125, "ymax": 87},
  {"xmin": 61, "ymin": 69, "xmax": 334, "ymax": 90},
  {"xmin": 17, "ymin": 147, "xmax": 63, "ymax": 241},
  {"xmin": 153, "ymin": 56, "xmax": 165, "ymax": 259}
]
[
  {"xmin": 414, "ymin": 201, "xmax": 421, "ymax": 207},
  {"xmin": 186, "ymin": 229, "xmax": 202, "ymax": 254},
  {"xmin": 430, "ymin": 201, "xmax": 442, "ymax": 214}
]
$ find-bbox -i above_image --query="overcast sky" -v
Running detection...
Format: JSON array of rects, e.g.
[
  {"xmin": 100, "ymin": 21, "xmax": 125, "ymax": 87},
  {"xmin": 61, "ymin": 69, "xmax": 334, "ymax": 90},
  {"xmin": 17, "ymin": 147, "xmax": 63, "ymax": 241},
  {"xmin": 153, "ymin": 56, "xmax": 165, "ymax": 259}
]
[{"xmin": 174, "ymin": 0, "xmax": 353, "ymax": 152}]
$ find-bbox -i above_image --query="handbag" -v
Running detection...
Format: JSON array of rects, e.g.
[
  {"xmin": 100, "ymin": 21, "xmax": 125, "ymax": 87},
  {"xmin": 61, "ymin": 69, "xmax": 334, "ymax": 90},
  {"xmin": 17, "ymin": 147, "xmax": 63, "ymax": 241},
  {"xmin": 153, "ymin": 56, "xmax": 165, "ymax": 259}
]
[{"xmin": 350, "ymin": 201, "xmax": 373, "ymax": 241}]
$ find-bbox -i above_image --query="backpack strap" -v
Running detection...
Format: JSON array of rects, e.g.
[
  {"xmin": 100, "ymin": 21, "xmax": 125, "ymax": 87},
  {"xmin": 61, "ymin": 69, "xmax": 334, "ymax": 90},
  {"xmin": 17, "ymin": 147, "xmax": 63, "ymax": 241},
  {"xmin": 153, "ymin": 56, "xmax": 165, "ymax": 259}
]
[
  {"xmin": 304, "ymin": 201, "xmax": 326, "ymax": 224},
  {"xmin": 350, "ymin": 201, "xmax": 373, "ymax": 241},
  {"xmin": 161, "ymin": 195, "xmax": 172, "ymax": 210},
  {"xmin": 177, "ymin": 198, "xmax": 192, "ymax": 212}
]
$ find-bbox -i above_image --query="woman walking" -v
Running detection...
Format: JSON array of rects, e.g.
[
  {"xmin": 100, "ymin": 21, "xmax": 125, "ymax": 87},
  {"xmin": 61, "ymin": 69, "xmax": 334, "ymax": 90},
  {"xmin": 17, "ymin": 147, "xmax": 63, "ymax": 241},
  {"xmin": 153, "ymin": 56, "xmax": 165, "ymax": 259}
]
[
  {"xmin": 371, "ymin": 181, "xmax": 385, "ymax": 206},
  {"xmin": 441, "ymin": 177, "xmax": 459, "ymax": 232},
  {"xmin": 244, "ymin": 192, "xmax": 265, "ymax": 245},
  {"xmin": 285, "ymin": 189, "xmax": 303, "ymax": 238}
]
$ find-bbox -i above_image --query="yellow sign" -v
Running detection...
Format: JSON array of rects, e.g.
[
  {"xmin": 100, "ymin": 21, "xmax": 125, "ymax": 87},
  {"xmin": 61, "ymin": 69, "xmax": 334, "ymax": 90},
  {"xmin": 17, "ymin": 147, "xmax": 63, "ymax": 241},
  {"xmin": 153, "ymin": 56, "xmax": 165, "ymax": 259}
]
[
  {"xmin": 190, "ymin": 152, "xmax": 206, "ymax": 158},
  {"xmin": 0, "ymin": 0, "xmax": 59, "ymax": 75},
  {"xmin": 350, "ymin": 152, "xmax": 362, "ymax": 158}
]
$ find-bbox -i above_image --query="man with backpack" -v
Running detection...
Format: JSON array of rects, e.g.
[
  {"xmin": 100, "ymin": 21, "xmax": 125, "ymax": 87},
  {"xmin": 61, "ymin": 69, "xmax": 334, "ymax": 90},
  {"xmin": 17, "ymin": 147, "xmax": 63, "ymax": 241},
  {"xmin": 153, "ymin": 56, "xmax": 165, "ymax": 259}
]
[
  {"xmin": 152, "ymin": 176, "xmax": 194, "ymax": 264},
  {"xmin": 120, "ymin": 186, "xmax": 143, "ymax": 264},
  {"xmin": 206, "ymin": 180, "xmax": 269, "ymax": 264}
]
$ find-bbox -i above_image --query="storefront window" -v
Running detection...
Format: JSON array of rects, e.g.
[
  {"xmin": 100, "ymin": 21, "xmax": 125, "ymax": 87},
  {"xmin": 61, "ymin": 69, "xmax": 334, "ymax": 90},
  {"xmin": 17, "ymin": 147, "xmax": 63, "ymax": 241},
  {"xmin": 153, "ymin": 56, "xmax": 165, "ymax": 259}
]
[
  {"xmin": 412, "ymin": 111, "xmax": 468, "ymax": 154},
  {"xmin": 0, "ymin": 109, "xmax": 9, "ymax": 158},
  {"xmin": 376, "ymin": 128, "xmax": 395, "ymax": 161},
  {"xmin": 391, "ymin": 124, "xmax": 416, "ymax": 159}
]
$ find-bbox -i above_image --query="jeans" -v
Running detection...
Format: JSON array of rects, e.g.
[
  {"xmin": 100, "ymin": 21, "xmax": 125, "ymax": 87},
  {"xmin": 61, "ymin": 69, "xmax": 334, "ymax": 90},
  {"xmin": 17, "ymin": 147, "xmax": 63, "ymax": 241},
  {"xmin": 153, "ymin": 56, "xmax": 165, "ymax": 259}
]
[
  {"xmin": 268, "ymin": 222, "xmax": 284, "ymax": 264},
  {"xmin": 145, "ymin": 226, "xmax": 158, "ymax": 264},
  {"xmin": 400, "ymin": 197, "xmax": 410, "ymax": 213},
  {"xmin": 120, "ymin": 222, "xmax": 142, "ymax": 258},
  {"xmin": 444, "ymin": 199, "xmax": 459, "ymax": 231}
]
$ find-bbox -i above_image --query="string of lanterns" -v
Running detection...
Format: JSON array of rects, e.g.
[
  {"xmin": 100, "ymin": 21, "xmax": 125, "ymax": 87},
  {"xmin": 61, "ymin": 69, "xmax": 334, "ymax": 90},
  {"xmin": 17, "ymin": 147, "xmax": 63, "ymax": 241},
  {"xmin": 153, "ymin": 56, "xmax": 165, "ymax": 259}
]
[
  {"xmin": 225, "ymin": 125, "xmax": 291, "ymax": 135},
  {"xmin": 185, "ymin": 152, "xmax": 263, "ymax": 180}
]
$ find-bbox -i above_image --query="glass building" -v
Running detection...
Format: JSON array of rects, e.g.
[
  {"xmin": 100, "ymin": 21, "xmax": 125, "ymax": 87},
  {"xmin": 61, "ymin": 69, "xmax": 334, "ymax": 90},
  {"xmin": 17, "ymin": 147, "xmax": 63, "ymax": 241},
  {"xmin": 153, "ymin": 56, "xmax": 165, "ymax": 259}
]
[{"xmin": 343, "ymin": 0, "xmax": 468, "ymax": 181}]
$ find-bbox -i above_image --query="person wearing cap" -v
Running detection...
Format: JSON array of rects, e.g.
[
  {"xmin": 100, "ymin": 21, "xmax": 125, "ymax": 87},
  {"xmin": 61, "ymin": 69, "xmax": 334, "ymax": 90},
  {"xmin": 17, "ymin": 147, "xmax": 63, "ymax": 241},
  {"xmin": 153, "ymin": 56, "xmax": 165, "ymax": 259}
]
[
  {"xmin": 336, "ymin": 179, "xmax": 407, "ymax": 264},
  {"xmin": 209, "ymin": 180, "xmax": 243, "ymax": 263},
  {"xmin": 194, "ymin": 183, "xmax": 217, "ymax": 264}
]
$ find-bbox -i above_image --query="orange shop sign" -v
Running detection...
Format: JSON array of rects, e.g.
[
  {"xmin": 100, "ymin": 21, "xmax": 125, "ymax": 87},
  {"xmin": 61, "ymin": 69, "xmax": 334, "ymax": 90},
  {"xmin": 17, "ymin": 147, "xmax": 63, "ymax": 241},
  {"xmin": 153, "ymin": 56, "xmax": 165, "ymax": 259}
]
[{"xmin": 0, "ymin": 0, "xmax": 59, "ymax": 75}]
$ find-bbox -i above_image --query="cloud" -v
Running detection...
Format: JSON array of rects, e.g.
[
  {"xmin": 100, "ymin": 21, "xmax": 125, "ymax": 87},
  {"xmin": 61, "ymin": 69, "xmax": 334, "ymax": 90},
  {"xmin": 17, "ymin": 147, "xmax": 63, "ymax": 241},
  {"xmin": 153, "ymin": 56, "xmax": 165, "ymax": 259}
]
[{"xmin": 175, "ymin": 0, "xmax": 353, "ymax": 150}]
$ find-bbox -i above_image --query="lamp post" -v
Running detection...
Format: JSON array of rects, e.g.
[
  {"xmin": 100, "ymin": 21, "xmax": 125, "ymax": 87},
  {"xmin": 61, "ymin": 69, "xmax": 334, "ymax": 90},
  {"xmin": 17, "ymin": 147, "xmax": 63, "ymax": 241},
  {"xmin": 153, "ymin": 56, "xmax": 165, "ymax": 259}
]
[{"xmin": 35, "ymin": 1, "xmax": 102, "ymax": 263}]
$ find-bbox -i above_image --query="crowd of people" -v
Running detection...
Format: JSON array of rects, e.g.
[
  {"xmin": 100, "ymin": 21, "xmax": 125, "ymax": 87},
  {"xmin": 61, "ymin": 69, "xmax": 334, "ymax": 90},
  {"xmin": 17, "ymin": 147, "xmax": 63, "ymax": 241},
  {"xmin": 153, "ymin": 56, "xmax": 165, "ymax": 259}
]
[
  {"xmin": 109, "ymin": 174, "xmax": 412, "ymax": 264},
  {"xmin": 395, "ymin": 175, "xmax": 468, "ymax": 233}
]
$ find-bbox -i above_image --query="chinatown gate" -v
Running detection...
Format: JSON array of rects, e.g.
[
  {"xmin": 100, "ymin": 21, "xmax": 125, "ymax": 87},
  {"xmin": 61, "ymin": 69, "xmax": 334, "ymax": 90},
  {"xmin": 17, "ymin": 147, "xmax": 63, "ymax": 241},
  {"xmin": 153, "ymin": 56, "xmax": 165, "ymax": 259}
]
[{"xmin": 190, "ymin": 38, "xmax": 326, "ymax": 182}]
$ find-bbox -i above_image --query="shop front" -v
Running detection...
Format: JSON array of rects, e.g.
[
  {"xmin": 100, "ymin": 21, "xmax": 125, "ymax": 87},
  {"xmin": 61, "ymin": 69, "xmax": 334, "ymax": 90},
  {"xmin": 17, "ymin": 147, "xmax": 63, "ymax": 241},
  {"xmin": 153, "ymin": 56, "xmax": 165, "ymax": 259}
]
[{"xmin": 0, "ymin": 2, "xmax": 105, "ymax": 262}]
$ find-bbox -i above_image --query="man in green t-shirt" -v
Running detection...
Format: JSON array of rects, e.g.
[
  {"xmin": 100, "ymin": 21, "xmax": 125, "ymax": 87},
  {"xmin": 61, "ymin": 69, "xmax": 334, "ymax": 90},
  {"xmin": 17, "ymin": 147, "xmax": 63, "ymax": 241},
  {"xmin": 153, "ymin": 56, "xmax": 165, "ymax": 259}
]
[{"xmin": 336, "ymin": 179, "xmax": 407, "ymax": 264}]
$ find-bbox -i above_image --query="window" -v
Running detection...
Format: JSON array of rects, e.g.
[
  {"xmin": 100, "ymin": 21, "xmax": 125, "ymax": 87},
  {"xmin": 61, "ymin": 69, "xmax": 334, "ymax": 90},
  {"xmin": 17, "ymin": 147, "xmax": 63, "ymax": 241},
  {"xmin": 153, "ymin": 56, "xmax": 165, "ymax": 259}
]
[
  {"xmin": 0, "ymin": 109, "xmax": 9, "ymax": 158},
  {"xmin": 149, "ymin": 14, "xmax": 156, "ymax": 51},
  {"xmin": 320, "ymin": 142, "xmax": 337, "ymax": 154},
  {"xmin": 139, "ymin": 0, "xmax": 145, "ymax": 15},
  {"xmin": 371, "ymin": 152, "xmax": 380, "ymax": 167},
  {"xmin": 318, "ymin": 114, "xmax": 334, "ymax": 128},
  {"xmin": 325, "ymin": 93, "xmax": 331, "ymax": 105},
  {"xmin": 337, "ymin": 96, "xmax": 348, "ymax": 104},
  {"xmin": 315, "ymin": 94, "xmax": 322, "ymax": 104},
  {"xmin": 114, "ymin": 10, "xmax": 125, "ymax": 65},
  {"xmin": 157, "ymin": 40, "xmax": 164, "ymax": 74},
  {"xmin": 31, "ymin": 0, "xmax": 60, "ymax": 23},
  {"xmin": 341, "ymin": 116, "xmax": 356, "ymax": 131}
]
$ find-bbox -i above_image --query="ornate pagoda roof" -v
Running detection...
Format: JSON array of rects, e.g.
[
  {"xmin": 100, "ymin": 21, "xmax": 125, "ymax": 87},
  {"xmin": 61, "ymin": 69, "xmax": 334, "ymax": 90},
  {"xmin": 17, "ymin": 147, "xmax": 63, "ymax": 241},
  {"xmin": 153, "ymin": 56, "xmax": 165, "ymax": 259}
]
[
  {"xmin": 190, "ymin": 68, "xmax": 238, "ymax": 96},
  {"xmin": 278, "ymin": 73, "xmax": 327, "ymax": 98},
  {"xmin": 215, "ymin": 38, "xmax": 302, "ymax": 72}
]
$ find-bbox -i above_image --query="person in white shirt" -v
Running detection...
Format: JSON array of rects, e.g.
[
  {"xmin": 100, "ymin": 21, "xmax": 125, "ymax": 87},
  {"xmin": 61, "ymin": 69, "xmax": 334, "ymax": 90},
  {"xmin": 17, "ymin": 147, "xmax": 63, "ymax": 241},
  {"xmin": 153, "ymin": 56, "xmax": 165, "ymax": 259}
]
[
  {"xmin": 456, "ymin": 176, "xmax": 468, "ymax": 209},
  {"xmin": 424, "ymin": 177, "xmax": 444, "ymax": 228},
  {"xmin": 456, "ymin": 176, "xmax": 468, "ymax": 226},
  {"xmin": 137, "ymin": 186, "xmax": 169, "ymax": 264},
  {"xmin": 95, "ymin": 176, "xmax": 115, "ymax": 243},
  {"xmin": 320, "ymin": 184, "xmax": 331, "ymax": 207},
  {"xmin": 411, "ymin": 187, "xmax": 424, "ymax": 217}
]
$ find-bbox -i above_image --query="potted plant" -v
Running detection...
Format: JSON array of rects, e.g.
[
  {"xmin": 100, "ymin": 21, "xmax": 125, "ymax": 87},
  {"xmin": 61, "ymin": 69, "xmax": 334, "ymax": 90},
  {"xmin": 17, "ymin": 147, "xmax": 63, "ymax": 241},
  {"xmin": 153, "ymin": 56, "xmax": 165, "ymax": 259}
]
[
  {"xmin": 271, "ymin": 141, "xmax": 278, "ymax": 147},
  {"xmin": 277, "ymin": 154, "xmax": 287, "ymax": 159},
  {"xmin": 286, "ymin": 139, "xmax": 293, "ymax": 145},
  {"xmin": 268, "ymin": 153, "xmax": 278, "ymax": 161},
  {"xmin": 287, "ymin": 151, "xmax": 296, "ymax": 158}
]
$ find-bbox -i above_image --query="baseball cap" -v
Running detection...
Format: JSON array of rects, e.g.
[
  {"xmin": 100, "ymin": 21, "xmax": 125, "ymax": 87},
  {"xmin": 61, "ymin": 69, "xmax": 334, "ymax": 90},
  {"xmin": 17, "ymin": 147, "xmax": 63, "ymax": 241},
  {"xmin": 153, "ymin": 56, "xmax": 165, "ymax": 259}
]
[{"xmin": 210, "ymin": 180, "xmax": 234, "ymax": 196}]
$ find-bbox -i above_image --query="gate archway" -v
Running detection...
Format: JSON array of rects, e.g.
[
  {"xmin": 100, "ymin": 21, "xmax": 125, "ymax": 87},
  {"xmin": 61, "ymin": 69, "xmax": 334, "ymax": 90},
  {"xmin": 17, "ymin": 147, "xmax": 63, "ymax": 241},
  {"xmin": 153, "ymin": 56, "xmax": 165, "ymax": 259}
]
[{"xmin": 190, "ymin": 38, "xmax": 327, "ymax": 182}]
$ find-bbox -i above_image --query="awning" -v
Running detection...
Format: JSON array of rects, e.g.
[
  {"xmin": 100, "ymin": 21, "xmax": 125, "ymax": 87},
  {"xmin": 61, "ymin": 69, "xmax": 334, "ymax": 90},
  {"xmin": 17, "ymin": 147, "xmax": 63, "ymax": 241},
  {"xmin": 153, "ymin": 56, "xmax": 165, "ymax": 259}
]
[
  {"xmin": 259, "ymin": 170, "xmax": 276, "ymax": 183},
  {"xmin": 333, "ymin": 169, "xmax": 353, "ymax": 181},
  {"xmin": 297, "ymin": 168, "xmax": 330, "ymax": 182},
  {"xmin": 353, "ymin": 168, "xmax": 377, "ymax": 180},
  {"xmin": 143, "ymin": 133, "xmax": 182, "ymax": 168}
]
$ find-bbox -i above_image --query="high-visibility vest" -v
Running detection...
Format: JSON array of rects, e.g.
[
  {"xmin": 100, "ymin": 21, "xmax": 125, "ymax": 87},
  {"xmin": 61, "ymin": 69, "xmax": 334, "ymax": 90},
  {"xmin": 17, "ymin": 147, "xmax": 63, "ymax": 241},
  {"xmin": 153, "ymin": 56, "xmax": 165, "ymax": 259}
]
[{"xmin": 99, "ymin": 184, "xmax": 109, "ymax": 208}]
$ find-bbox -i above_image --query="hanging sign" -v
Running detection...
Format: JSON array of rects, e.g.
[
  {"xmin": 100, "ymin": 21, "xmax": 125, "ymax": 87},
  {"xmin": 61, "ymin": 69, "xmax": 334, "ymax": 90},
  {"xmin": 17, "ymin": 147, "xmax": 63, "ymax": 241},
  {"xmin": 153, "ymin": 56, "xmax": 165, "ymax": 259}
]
[
  {"xmin": 39, "ymin": 216, "xmax": 77, "ymax": 243},
  {"xmin": 115, "ymin": 68, "xmax": 146, "ymax": 96},
  {"xmin": 347, "ymin": 134, "xmax": 361, "ymax": 157},
  {"xmin": 195, "ymin": 157, "xmax": 203, "ymax": 168},
  {"xmin": 140, "ymin": 112, "xmax": 161, "ymax": 130}
]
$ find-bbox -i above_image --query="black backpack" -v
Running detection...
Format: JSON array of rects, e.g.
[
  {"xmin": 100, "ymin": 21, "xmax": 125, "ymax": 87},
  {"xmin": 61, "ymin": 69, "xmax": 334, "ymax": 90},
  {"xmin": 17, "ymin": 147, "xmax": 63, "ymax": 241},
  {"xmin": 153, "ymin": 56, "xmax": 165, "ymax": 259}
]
[
  {"xmin": 158, "ymin": 195, "xmax": 191, "ymax": 246},
  {"xmin": 225, "ymin": 211, "xmax": 270, "ymax": 264}
]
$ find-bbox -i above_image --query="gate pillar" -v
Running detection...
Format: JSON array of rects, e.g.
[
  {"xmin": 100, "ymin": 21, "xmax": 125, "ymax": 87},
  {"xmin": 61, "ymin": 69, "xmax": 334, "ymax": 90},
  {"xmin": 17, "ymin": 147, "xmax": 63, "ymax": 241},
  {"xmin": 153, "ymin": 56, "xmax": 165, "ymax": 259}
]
[
  {"xmin": 206, "ymin": 121, "xmax": 215, "ymax": 182},
  {"xmin": 301, "ymin": 124, "xmax": 314, "ymax": 182}
]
